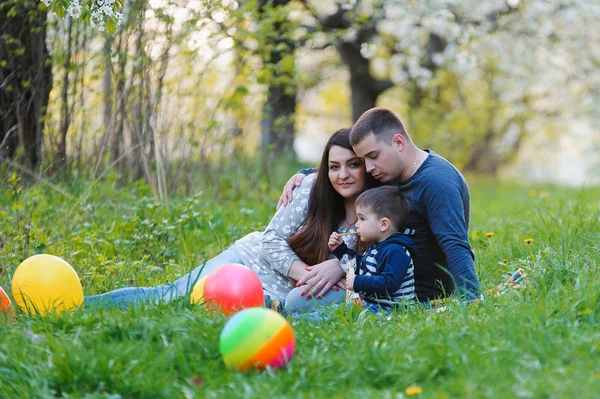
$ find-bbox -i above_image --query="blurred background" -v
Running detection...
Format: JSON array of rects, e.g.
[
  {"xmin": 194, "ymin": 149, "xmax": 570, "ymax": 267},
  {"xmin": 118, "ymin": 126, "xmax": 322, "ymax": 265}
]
[{"xmin": 1, "ymin": 0, "xmax": 599, "ymax": 196}]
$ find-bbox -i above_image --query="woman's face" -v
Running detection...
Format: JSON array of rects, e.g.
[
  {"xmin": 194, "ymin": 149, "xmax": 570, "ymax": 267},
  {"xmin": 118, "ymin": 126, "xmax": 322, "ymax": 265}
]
[{"xmin": 328, "ymin": 145, "xmax": 367, "ymax": 199}]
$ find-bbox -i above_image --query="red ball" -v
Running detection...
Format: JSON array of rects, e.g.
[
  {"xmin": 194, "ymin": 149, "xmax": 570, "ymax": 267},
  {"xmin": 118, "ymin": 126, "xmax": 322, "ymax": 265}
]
[{"xmin": 203, "ymin": 263, "xmax": 264, "ymax": 315}]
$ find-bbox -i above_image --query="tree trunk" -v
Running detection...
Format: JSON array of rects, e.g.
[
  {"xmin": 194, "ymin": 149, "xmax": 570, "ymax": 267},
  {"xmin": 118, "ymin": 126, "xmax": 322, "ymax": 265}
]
[
  {"xmin": 75, "ymin": 23, "xmax": 88, "ymax": 171},
  {"xmin": 58, "ymin": 17, "xmax": 74, "ymax": 170},
  {"xmin": 0, "ymin": 0, "xmax": 51, "ymax": 169},
  {"xmin": 102, "ymin": 35, "xmax": 113, "ymax": 151},
  {"xmin": 258, "ymin": 0, "xmax": 297, "ymax": 157},
  {"xmin": 111, "ymin": 33, "xmax": 127, "ymax": 164},
  {"xmin": 261, "ymin": 79, "xmax": 296, "ymax": 154},
  {"xmin": 336, "ymin": 41, "xmax": 394, "ymax": 122},
  {"xmin": 130, "ymin": 10, "xmax": 146, "ymax": 181}
]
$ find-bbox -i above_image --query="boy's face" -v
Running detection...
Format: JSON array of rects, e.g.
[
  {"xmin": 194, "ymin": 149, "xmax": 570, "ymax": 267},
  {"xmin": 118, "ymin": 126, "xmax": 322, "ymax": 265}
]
[{"xmin": 355, "ymin": 205, "xmax": 383, "ymax": 242}]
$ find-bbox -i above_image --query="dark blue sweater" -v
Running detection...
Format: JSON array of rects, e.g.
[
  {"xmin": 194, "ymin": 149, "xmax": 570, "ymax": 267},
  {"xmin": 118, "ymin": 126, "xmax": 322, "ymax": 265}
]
[
  {"xmin": 300, "ymin": 149, "xmax": 480, "ymax": 301},
  {"xmin": 333, "ymin": 233, "xmax": 416, "ymax": 306}
]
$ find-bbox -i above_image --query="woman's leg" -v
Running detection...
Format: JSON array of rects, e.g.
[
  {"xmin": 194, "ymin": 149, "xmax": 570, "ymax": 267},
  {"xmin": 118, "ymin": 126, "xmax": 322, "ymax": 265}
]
[
  {"xmin": 84, "ymin": 246, "xmax": 245, "ymax": 308},
  {"xmin": 284, "ymin": 286, "xmax": 346, "ymax": 314}
]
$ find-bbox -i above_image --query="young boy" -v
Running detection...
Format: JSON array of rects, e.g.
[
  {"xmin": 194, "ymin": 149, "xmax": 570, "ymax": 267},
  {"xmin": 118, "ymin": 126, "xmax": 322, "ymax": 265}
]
[{"xmin": 329, "ymin": 186, "xmax": 416, "ymax": 311}]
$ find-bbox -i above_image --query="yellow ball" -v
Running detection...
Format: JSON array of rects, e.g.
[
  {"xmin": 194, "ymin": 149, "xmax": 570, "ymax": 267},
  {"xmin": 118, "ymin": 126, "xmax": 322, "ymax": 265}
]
[
  {"xmin": 189, "ymin": 276, "xmax": 208, "ymax": 305},
  {"xmin": 12, "ymin": 254, "xmax": 84, "ymax": 315}
]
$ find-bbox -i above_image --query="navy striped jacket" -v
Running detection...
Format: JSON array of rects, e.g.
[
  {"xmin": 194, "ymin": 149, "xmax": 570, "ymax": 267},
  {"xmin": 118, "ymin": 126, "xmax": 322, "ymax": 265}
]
[{"xmin": 334, "ymin": 232, "xmax": 416, "ymax": 307}]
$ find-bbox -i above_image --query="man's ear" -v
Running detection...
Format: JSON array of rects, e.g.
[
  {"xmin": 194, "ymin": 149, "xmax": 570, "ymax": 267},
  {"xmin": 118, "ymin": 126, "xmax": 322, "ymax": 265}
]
[
  {"xmin": 380, "ymin": 218, "xmax": 391, "ymax": 232},
  {"xmin": 391, "ymin": 133, "xmax": 405, "ymax": 151}
]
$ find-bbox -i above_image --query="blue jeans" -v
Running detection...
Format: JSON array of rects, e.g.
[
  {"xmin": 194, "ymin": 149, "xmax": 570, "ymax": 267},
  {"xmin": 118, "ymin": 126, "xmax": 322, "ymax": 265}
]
[
  {"xmin": 85, "ymin": 245, "xmax": 246, "ymax": 308},
  {"xmin": 285, "ymin": 288, "xmax": 399, "ymax": 321},
  {"xmin": 284, "ymin": 286, "xmax": 346, "ymax": 314}
]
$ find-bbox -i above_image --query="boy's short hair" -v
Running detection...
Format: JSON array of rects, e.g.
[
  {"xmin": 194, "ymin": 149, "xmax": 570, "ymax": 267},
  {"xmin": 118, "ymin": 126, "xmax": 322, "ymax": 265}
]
[
  {"xmin": 356, "ymin": 186, "xmax": 410, "ymax": 231},
  {"xmin": 350, "ymin": 107, "xmax": 408, "ymax": 146}
]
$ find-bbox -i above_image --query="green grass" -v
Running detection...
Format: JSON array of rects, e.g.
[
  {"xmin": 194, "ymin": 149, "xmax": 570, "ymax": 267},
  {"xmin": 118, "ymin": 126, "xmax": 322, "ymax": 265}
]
[{"xmin": 1, "ymin": 169, "xmax": 599, "ymax": 398}]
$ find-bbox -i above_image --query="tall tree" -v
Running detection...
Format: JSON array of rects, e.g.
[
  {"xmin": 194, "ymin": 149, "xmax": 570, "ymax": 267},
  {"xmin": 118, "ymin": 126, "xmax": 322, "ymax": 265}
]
[
  {"xmin": 257, "ymin": 0, "xmax": 298, "ymax": 156},
  {"xmin": 58, "ymin": 16, "xmax": 74, "ymax": 169},
  {"xmin": 0, "ymin": 0, "xmax": 52, "ymax": 168}
]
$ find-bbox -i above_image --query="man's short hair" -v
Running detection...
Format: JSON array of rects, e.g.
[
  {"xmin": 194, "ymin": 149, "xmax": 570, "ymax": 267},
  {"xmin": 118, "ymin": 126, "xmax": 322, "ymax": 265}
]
[
  {"xmin": 350, "ymin": 107, "xmax": 407, "ymax": 146},
  {"xmin": 356, "ymin": 186, "xmax": 410, "ymax": 231}
]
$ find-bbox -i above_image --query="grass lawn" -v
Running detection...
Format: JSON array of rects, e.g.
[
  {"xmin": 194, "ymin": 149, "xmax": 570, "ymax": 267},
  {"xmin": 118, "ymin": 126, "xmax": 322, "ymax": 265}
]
[{"xmin": 1, "ymin": 170, "xmax": 599, "ymax": 398}]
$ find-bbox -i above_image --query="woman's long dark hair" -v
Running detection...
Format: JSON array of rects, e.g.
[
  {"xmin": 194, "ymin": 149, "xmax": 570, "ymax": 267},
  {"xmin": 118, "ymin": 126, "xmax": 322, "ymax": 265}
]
[{"xmin": 287, "ymin": 128, "xmax": 380, "ymax": 266}]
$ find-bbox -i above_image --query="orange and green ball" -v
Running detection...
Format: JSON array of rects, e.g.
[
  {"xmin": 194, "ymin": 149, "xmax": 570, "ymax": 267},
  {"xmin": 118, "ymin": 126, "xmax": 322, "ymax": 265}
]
[
  {"xmin": 219, "ymin": 307, "xmax": 295, "ymax": 371},
  {"xmin": 0, "ymin": 286, "xmax": 14, "ymax": 317}
]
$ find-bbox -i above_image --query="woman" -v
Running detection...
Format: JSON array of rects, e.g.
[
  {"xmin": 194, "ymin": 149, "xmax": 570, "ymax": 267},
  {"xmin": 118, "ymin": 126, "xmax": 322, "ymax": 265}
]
[{"xmin": 85, "ymin": 128, "xmax": 378, "ymax": 310}]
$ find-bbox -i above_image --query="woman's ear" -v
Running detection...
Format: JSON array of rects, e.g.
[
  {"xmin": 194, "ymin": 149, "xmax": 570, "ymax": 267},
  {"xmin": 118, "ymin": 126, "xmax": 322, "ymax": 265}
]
[{"xmin": 380, "ymin": 218, "xmax": 390, "ymax": 232}]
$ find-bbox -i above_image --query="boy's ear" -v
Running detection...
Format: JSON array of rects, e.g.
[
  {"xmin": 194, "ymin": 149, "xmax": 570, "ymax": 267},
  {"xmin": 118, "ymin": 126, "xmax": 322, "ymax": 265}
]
[{"xmin": 380, "ymin": 218, "xmax": 390, "ymax": 232}]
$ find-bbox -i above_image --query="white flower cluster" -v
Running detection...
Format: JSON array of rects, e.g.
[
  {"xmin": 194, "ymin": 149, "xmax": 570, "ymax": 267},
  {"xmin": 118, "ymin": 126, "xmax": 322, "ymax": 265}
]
[
  {"xmin": 41, "ymin": 0, "xmax": 82, "ymax": 17},
  {"xmin": 338, "ymin": 0, "xmax": 357, "ymax": 11},
  {"xmin": 89, "ymin": 0, "xmax": 124, "ymax": 30},
  {"xmin": 377, "ymin": 0, "xmax": 600, "ymax": 106},
  {"xmin": 40, "ymin": 0, "xmax": 123, "ymax": 30},
  {"xmin": 360, "ymin": 43, "xmax": 377, "ymax": 59}
]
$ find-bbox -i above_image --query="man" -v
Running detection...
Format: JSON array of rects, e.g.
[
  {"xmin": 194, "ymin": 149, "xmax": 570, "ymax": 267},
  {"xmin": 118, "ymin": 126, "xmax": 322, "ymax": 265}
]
[{"xmin": 279, "ymin": 107, "xmax": 480, "ymax": 302}]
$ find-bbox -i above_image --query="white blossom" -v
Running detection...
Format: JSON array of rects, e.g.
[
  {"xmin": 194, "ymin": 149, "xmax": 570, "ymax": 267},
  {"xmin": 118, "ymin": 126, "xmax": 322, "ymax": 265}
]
[
  {"xmin": 40, "ymin": 0, "xmax": 122, "ymax": 29},
  {"xmin": 360, "ymin": 43, "xmax": 377, "ymax": 59},
  {"xmin": 338, "ymin": 0, "xmax": 357, "ymax": 11}
]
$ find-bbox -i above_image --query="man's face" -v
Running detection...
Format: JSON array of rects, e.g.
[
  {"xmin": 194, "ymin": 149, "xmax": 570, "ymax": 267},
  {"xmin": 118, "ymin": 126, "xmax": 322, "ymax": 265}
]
[{"xmin": 353, "ymin": 133, "xmax": 403, "ymax": 183}]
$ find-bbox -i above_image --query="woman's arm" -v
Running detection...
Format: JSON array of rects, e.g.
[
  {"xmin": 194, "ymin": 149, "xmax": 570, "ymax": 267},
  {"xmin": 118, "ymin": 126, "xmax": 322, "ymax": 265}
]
[
  {"xmin": 296, "ymin": 259, "xmax": 345, "ymax": 298},
  {"xmin": 258, "ymin": 174, "xmax": 317, "ymax": 278},
  {"xmin": 287, "ymin": 259, "xmax": 310, "ymax": 282}
]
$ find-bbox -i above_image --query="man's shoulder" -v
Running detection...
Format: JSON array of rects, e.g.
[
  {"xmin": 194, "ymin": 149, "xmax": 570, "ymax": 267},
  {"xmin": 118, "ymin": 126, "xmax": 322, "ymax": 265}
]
[
  {"xmin": 425, "ymin": 151, "xmax": 463, "ymax": 176},
  {"xmin": 420, "ymin": 151, "xmax": 467, "ymax": 190}
]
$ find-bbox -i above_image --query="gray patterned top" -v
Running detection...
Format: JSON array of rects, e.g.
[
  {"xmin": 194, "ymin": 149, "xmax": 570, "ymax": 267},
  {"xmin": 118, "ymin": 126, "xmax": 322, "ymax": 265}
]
[{"xmin": 233, "ymin": 173, "xmax": 358, "ymax": 299}]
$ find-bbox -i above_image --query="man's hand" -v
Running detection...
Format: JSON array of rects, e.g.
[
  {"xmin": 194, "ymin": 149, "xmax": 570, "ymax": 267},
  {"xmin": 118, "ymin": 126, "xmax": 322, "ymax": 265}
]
[
  {"xmin": 328, "ymin": 232, "xmax": 343, "ymax": 251},
  {"xmin": 296, "ymin": 258, "xmax": 345, "ymax": 299},
  {"xmin": 276, "ymin": 173, "xmax": 306, "ymax": 210}
]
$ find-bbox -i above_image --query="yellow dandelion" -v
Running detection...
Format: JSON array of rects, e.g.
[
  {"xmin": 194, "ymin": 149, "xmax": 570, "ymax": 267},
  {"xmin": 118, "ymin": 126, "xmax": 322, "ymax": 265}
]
[
  {"xmin": 528, "ymin": 190, "xmax": 536, "ymax": 197},
  {"xmin": 524, "ymin": 238, "xmax": 533, "ymax": 244},
  {"xmin": 539, "ymin": 190, "xmax": 549, "ymax": 198},
  {"xmin": 580, "ymin": 307, "xmax": 592, "ymax": 316},
  {"xmin": 485, "ymin": 232, "xmax": 494, "ymax": 238},
  {"xmin": 405, "ymin": 386, "xmax": 423, "ymax": 396}
]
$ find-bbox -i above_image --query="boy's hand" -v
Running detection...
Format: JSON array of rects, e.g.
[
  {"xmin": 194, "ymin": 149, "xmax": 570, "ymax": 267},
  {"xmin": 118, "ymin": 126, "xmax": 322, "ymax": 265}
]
[
  {"xmin": 328, "ymin": 232, "xmax": 343, "ymax": 251},
  {"xmin": 346, "ymin": 272, "xmax": 355, "ymax": 291}
]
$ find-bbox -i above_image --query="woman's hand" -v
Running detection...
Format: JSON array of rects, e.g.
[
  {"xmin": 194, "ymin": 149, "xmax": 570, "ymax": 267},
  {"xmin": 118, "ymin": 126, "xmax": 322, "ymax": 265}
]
[
  {"xmin": 276, "ymin": 173, "xmax": 306, "ymax": 210},
  {"xmin": 296, "ymin": 258, "xmax": 345, "ymax": 299}
]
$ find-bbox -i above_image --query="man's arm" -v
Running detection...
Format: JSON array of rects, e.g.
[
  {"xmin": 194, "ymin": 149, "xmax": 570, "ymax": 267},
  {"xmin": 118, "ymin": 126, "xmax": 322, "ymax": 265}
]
[
  {"xmin": 424, "ymin": 179, "xmax": 480, "ymax": 301},
  {"xmin": 276, "ymin": 168, "xmax": 317, "ymax": 210},
  {"xmin": 298, "ymin": 168, "xmax": 317, "ymax": 175}
]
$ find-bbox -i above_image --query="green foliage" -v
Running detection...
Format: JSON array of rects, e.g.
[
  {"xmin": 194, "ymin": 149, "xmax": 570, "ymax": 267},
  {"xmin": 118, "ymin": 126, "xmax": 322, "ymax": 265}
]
[{"xmin": 0, "ymin": 169, "xmax": 599, "ymax": 397}]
